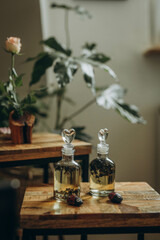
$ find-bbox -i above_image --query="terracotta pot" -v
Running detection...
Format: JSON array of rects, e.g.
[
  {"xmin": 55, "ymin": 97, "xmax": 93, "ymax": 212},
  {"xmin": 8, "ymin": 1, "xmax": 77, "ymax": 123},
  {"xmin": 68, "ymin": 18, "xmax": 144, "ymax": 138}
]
[{"xmin": 9, "ymin": 111, "xmax": 35, "ymax": 144}]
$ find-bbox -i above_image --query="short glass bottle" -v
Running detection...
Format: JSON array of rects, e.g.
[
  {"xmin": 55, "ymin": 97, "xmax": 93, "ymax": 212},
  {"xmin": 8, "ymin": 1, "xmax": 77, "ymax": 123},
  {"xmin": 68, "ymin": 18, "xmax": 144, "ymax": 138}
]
[
  {"xmin": 90, "ymin": 128, "xmax": 115, "ymax": 196},
  {"xmin": 54, "ymin": 129, "xmax": 81, "ymax": 201}
]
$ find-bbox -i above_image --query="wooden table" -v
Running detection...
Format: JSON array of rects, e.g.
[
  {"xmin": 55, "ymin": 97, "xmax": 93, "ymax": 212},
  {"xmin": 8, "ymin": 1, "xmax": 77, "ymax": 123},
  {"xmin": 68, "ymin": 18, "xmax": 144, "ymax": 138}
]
[
  {"xmin": 20, "ymin": 182, "xmax": 160, "ymax": 240},
  {"xmin": 0, "ymin": 133, "xmax": 92, "ymax": 182}
]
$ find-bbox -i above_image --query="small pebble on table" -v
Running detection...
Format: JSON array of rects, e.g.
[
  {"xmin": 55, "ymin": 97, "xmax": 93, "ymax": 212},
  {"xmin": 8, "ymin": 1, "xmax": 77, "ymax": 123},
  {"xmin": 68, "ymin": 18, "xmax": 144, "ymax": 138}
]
[
  {"xmin": 67, "ymin": 195, "xmax": 83, "ymax": 206},
  {"xmin": 108, "ymin": 192, "xmax": 123, "ymax": 204}
]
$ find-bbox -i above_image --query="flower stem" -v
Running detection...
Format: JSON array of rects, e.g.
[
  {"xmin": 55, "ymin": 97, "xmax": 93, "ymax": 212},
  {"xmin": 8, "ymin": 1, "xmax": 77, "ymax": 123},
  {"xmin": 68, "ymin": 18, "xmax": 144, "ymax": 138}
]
[
  {"xmin": 11, "ymin": 53, "xmax": 15, "ymax": 70},
  {"xmin": 10, "ymin": 53, "xmax": 21, "ymax": 115},
  {"xmin": 11, "ymin": 53, "xmax": 16, "ymax": 90}
]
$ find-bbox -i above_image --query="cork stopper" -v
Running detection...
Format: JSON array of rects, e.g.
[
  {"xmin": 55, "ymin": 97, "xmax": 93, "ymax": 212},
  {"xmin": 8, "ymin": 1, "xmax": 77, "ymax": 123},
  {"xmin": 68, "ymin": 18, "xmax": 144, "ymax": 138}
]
[
  {"xmin": 97, "ymin": 128, "xmax": 109, "ymax": 154},
  {"xmin": 62, "ymin": 129, "xmax": 76, "ymax": 155}
]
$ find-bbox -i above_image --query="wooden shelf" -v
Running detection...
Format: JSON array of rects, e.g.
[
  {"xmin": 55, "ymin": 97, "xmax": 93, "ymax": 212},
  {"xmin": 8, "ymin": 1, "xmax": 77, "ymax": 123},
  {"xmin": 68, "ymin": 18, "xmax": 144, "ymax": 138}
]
[
  {"xmin": 0, "ymin": 132, "xmax": 92, "ymax": 163},
  {"xmin": 144, "ymin": 46, "xmax": 160, "ymax": 57}
]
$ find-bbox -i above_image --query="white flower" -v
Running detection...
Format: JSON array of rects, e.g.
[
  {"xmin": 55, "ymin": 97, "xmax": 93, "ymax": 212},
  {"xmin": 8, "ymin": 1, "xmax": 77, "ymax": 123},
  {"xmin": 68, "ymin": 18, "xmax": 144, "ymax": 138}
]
[{"xmin": 5, "ymin": 37, "xmax": 22, "ymax": 54}]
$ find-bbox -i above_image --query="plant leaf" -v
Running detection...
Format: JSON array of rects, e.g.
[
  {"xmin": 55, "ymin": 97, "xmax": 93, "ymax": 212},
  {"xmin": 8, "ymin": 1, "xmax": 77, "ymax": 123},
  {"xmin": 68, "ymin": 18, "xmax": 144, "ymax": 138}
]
[
  {"xmin": 54, "ymin": 60, "xmax": 78, "ymax": 87},
  {"xmin": 41, "ymin": 37, "xmax": 71, "ymax": 56},
  {"xmin": 51, "ymin": 3, "xmax": 72, "ymax": 10},
  {"xmin": 95, "ymin": 85, "xmax": 109, "ymax": 92},
  {"xmin": 15, "ymin": 74, "xmax": 24, "ymax": 87},
  {"xmin": 96, "ymin": 84, "xmax": 146, "ymax": 124},
  {"xmin": 51, "ymin": 3, "xmax": 92, "ymax": 19},
  {"xmin": 74, "ymin": 6, "xmax": 92, "ymax": 19},
  {"xmin": 81, "ymin": 62, "xmax": 95, "ymax": 92},
  {"xmin": 54, "ymin": 62, "xmax": 70, "ymax": 86},
  {"xmin": 0, "ymin": 81, "xmax": 5, "ymax": 94},
  {"xmin": 100, "ymin": 64, "xmax": 117, "ymax": 79},
  {"xmin": 30, "ymin": 53, "xmax": 56, "ymax": 86},
  {"xmin": 26, "ymin": 52, "xmax": 48, "ymax": 62},
  {"xmin": 89, "ymin": 53, "xmax": 110, "ymax": 63},
  {"xmin": 24, "ymin": 105, "xmax": 47, "ymax": 118},
  {"xmin": 83, "ymin": 43, "xmax": 96, "ymax": 51},
  {"xmin": 82, "ymin": 43, "xmax": 110, "ymax": 63},
  {"xmin": 22, "ymin": 94, "xmax": 37, "ymax": 105},
  {"xmin": 81, "ymin": 58, "xmax": 117, "ymax": 81},
  {"xmin": 71, "ymin": 126, "xmax": 92, "ymax": 142},
  {"xmin": 12, "ymin": 68, "xmax": 18, "ymax": 78},
  {"xmin": 81, "ymin": 43, "xmax": 114, "ymax": 78},
  {"xmin": 32, "ymin": 87, "xmax": 48, "ymax": 99},
  {"xmin": 116, "ymin": 102, "xmax": 142, "ymax": 120},
  {"xmin": 0, "ymin": 105, "xmax": 9, "ymax": 127}
]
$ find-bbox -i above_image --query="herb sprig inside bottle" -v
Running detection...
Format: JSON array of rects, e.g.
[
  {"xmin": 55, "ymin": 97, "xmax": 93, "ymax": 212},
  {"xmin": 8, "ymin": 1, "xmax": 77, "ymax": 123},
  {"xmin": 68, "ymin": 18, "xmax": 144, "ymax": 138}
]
[
  {"xmin": 90, "ymin": 128, "xmax": 115, "ymax": 196},
  {"xmin": 54, "ymin": 129, "xmax": 81, "ymax": 201}
]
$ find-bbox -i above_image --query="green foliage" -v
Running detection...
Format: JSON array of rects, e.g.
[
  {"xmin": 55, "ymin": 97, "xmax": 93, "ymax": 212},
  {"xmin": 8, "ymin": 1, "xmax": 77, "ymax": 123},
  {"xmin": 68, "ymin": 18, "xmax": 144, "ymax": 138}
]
[
  {"xmin": 15, "ymin": 74, "xmax": 24, "ymax": 87},
  {"xmin": 30, "ymin": 52, "xmax": 56, "ymax": 86},
  {"xmin": 26, "ymin": 52, "xmax": 49, "ymax": 62},
  {"xmin": 11, "ymin": 68, "xmax": 18, "ymax": 78},
  {"xmin": 83, "ymin": 43, "xmax": 96, "ymax": 51},
  {"xmin": 29, "ymin": 37, "xmax": 116, "ymax": 90},
  {"xmin": 51, "ymin": 3, "xmax": 92, "ymax": 19},
  {"xmin": 41, "ymin": 37, "xmax": 72, "ymax": 56},
  {"xmin": 72, "ymin": 126, "xmax": 92, "ymax": 142},
  {"xmin": 89, "ymin": 53, "xmax": 111, "ymax": 63},
  {"xmin": 32, "ymin": 87, "xmax": 48, "ymax": 99},
  {"xmin": 23, "ymin": 104, "xmax": 48, "ymax": 118},
  {"xmin": 54, "ymin": 60, "xmax": 78, "ymax": 86},
  {"xmin": 0, "ymin": 107, "xmax": 9, "ymax": 127},
  {"xmin": 0, "ymin": 51, "xmax": 49, "ymax": 127},
  {"xmin": 96, "ymin": 84, "xmax": 146, "ymax": 124},
  {"xmin": 51, "ymin": 3, "xmax": 72, "ymax": 10},
  {"xmin": 116, "ymin": 102, "xmax": 144, "ymax": 124},
  {"xmin": 80, "ymin": 62, "xmax": 95, "ymax": 91},
  {"xmin": 22, "ymin": 94, "xmax": 37, "ymax": 106},
  {"xmin": 82, "ymin": 43, "xmax": 110, "ymax": 63},
  {"xmin": 27, "ymin": 1, "xmax": 146, "ymax": 138},
  {"xmin": 0, "ymin": 81, "xmax": 5, "ymax": 94}
]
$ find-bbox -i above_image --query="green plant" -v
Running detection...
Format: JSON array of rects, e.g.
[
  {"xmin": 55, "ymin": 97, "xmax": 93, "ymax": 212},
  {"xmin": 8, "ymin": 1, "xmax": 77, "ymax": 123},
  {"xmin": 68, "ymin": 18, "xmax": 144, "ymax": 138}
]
[
  {"xmin": 0, "ymin": 38, "xmax": 47, "ymax": 126},
  {"xmin": 28, "ymin": 2, "xmax": 145, "ymax": 138}
]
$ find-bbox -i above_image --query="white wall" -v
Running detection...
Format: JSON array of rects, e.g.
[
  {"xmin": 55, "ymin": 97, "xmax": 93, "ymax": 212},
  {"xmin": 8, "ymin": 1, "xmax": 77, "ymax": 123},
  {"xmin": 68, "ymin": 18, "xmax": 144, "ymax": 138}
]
[
  {"xmin": 0, "ymin": 0, "xmax": 159, "ymax": 240},
  {"xmin": 40, "ymin": 0, "xmax": 160, "ymax": 192}
]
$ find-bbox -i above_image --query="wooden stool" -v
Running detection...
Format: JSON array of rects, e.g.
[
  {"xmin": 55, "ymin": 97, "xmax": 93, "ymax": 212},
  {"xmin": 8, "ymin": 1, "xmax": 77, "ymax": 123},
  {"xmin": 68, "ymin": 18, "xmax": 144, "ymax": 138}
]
[
  {"xmin": 0, "ymin": 132, "xmax": 92, "ymax": 182},
  {"xmin": 0, "ymin": 133, "xmax": 92, "ymax": 240},
  {"xmin": 20, "ymin": 182, "xmax": 160, "ymax": 240}
]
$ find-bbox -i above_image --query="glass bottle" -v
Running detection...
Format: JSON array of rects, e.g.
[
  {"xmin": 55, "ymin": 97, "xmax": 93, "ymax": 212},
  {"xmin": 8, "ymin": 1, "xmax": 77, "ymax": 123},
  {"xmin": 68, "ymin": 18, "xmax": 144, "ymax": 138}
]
[
  {"xmin": 54, "ymin": 129, "xmax": 81, "ymax": 201},
  {"xmin": 90, "ymin": 128, "xmax": 115, "ymax": 196}
]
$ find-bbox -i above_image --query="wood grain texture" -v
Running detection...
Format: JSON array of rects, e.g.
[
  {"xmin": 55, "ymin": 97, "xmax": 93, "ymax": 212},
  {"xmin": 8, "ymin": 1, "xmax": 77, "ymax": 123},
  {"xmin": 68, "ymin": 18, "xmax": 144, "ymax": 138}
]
[
  {"xmin": 0, "ymin": 133, "xmax": 92, "ymax": 162},
  {"xmin": 20, "ymin": 182, "xmax": 160, "ymax": 229}
]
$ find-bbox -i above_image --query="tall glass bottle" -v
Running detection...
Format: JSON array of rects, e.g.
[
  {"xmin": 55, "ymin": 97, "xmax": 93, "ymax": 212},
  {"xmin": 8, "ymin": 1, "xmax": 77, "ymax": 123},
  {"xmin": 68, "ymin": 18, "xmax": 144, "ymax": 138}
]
[
  {"xmin": 90, "ymin": 128, "xmax": 115, "ymax": 196},
  {"xmin": 54, "ymin": 129, "xmax": 81, "ymax": 201}
]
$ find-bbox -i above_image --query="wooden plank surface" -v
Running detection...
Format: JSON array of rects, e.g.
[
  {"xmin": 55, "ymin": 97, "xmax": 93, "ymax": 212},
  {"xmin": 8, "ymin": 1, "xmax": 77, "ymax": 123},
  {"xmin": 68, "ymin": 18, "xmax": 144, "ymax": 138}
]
[
  {"xmin": 0, "ymin": 133, "xmax": 92, "ymax": 162},
  {"xmin": 20, "ymin": 182, "xmax": 160, "ymax": 229}
]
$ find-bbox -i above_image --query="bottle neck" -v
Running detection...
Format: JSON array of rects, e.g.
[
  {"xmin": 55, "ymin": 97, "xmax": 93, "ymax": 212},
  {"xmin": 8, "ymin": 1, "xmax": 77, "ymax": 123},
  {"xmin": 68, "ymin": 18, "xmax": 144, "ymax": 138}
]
[
  {"xmin": 97, "ymin": 153, "xmax": 108, "ymax": 159},
  {"xmin": 62, "ymin": 154, "xmax": 74, "ymax": 161}
]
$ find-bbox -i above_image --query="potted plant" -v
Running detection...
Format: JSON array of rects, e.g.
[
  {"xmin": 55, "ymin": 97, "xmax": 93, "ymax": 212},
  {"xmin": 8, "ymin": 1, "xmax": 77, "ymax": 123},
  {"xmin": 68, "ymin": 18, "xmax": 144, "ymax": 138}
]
[
  {"xmin": 0, "ymin": 37, "xmax": 47, "ymax": 144},
  {"xmin": 28, "ymin": 2, "xmax": 145, "ymax": 140}
]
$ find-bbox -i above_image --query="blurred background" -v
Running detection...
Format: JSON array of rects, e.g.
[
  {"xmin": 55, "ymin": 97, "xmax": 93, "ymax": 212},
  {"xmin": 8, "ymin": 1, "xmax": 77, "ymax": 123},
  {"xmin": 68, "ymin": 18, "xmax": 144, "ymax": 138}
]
[{"xmin": 0, "ymin": 0, "xmax": 160, "ymax": 239}]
